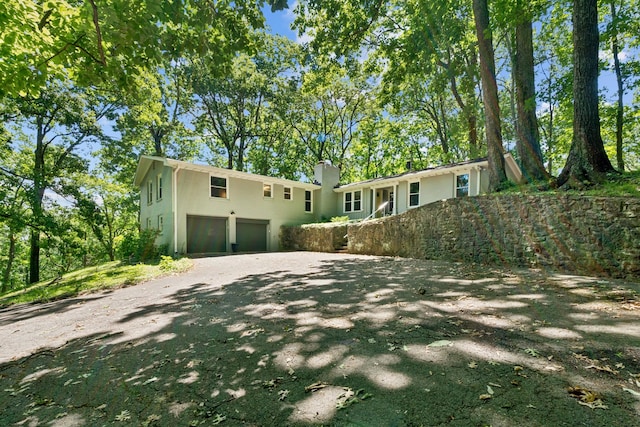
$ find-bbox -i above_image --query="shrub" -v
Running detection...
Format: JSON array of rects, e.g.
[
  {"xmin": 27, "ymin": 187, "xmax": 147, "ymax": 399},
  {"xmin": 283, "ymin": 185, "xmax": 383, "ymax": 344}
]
[
  {"xmin": 116, "ymin": 229, "xmax": 165, "ymax": 263},
  {"xmin": 330, "ymin": 216, "xmax": 350, "ymax": 223}
]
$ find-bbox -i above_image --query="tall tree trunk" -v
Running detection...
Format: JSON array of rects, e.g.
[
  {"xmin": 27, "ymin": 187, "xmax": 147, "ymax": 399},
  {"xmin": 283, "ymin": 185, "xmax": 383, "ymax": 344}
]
[
  {"xmin": 2, "ymin": 231, "xmax": 16, "ymax": 292},
  {"xmin": 610, "ymin": 0, "xmax": 625, "ymax": 171},
  {"xmin": 472, "ymin": 0, "xmax": 506, "ymax": 191},
  {"xmin": 558, "ymin": 0, "xmax": 614, "ymax": 186},
  {"xmin": 514, "ymin": 19, "xmax": 549, "ymax": 182},
  {"xmin": 29, "ymin": 120, "xmax": 47, "ymax": 284}
]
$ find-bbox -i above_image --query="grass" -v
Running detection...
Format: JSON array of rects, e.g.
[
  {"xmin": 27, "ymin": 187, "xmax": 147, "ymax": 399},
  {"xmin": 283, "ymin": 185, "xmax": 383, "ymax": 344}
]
[
  {"xmin": 0, "ymin": 257, "xmax": 193, "ymax": 307},
  {"xmin": 502, "ymin": 169, "xmax": 640, "ymax": 197}
]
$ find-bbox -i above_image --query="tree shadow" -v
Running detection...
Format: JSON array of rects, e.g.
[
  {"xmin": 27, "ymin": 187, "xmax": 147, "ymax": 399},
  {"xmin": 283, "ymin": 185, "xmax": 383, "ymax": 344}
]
[{"xmin": 0, "ymin": 254, "xmax": 639, "ymax": 426}]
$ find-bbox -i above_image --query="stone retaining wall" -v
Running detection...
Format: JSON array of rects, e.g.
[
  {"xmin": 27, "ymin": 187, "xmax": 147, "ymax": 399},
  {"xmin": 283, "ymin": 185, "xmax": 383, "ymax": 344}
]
[{"xmin": 280, "ymin": 195, "xmax": 640, "ymax": 278}]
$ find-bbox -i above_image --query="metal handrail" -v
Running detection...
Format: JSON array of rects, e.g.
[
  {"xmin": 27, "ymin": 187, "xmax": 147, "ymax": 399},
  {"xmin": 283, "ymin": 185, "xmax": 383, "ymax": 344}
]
[{"xmin": 363, "ymin": 201, "xmax": 389, "ymax": 221}]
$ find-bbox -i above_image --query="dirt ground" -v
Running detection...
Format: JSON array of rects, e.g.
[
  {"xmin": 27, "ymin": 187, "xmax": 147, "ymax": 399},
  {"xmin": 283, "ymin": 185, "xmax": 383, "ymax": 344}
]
[{"xmin": 1, "ymin": 252, "xmax": 639, "ymax": 426}]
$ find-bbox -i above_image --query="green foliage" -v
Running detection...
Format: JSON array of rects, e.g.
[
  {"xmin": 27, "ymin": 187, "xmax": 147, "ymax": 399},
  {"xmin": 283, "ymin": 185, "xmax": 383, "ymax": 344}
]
[
  {"xmin": 330, "ymin": 216, "xmax": 350, "ymax": 223},
  {"xmin": 0, "ymin": 259, "xmax": 191, "ymax": 307},
  {"xmin": 116, "ymin": 229, "xmax": 166, "ymax": 263},
  {"xmin": 158, "ymin": 255, "xmax": 192, "ymax": 273}
]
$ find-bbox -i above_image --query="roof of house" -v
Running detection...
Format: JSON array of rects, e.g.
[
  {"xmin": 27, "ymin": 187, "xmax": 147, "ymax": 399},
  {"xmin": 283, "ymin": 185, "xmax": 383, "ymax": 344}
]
[
  {"xmin": 134, "ymin": 155, "xmax": 321, "ymax": 190},
  {"xmin": 335, "ymin": 157, "xmax": 481, "ymax": 192}
]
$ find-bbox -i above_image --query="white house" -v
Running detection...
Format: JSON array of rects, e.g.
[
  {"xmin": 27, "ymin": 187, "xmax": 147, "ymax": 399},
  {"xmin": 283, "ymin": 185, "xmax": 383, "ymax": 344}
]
[
  {"xmin": 134, "ymin": 154, "xmax": 523, "ymax": 254},
  {"xmin": 332, "ymin": 154, "xmax": 524, "ymax": 221}
]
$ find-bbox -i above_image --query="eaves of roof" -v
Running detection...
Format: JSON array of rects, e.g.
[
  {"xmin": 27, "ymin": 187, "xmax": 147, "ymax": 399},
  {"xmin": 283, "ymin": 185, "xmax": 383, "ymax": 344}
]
[
  {"xmin": 334, "ymin": 157, "xmax": 489, "ymax": 192},
  {"xmin": 134, "ymin": 155, "xmax": 320, "ymax": 190}
]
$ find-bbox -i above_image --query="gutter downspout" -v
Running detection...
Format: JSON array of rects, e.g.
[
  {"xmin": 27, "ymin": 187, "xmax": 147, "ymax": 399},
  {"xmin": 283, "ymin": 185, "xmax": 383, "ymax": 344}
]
[{"xmin": 173, "ymin": 166, "xmax": 180, "ymax": 255}]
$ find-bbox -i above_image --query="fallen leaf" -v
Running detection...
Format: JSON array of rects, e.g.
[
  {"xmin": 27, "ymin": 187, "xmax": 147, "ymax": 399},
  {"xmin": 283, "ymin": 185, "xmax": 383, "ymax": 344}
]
[
  {"xmin": 479, "ymin": 394, "xmax": 492, "ymax": 400},
  {"xmin": 585, "ymin": 364, "xmax": 619, "ymax": 375},
  {"xmin": 568, "ymin": 386, "xmax": 608, "ymax": 409},
  {"xmin": 428, "ymin": 340, "xmax": 453, "ymax": 347},
  {"xmin": 487, "ymin": 385, "xmax": 494, "ymax": 395},
  {"xmin": 115, "ymin": 410, "xmax": 131, "ymax": 422},
  {"xmin": 623, "ymin": 388, "xmax": 640, "ymax": 397},
  {"xmin": 278, "ymin": 389, "xmax": 290, "ymax": 401},
  {"xmin": 305, "ymin": 382, "xmax": 328, "ymax": 392},
  {"xmin": 468, "ymin": 361, "xmax": 478, "ymax": 369}
]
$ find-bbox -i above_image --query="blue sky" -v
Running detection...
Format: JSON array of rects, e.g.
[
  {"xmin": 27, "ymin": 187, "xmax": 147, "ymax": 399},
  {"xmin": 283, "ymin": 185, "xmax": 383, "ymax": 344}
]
[{"xmin": 262, "ymin": 5, "xmax": 298, "ymax": 41}]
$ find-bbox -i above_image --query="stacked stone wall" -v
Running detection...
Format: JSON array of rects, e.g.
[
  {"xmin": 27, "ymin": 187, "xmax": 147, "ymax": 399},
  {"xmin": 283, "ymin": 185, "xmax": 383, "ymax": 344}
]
[{"xmin": 280, "ymin": 195, "xmax": 640, "ymax": 278}]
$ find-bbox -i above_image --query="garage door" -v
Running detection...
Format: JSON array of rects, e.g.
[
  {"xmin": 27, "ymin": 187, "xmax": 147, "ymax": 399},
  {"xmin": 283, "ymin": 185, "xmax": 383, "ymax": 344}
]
[
  {"xmin": 236, "ymin": 219, "xmax": 268, "ymax": 252},
  {"xmin": 186, "ymin": 215, "xmax": 227, "ymax": 253}
]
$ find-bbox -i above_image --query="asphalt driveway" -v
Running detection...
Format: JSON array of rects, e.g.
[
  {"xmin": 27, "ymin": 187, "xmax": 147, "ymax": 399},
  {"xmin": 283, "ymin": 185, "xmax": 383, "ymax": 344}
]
[{"xmin": 1, "ymin": 252, "xmax": 639, "ymax": 426}]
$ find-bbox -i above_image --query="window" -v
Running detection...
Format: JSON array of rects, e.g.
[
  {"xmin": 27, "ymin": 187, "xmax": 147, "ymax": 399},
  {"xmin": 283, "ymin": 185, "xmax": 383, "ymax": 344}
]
[
  {"xmin": 158, "ymin": 215, "xmax": 164, "ymax": 233},
  {"xmin": 263, "ymin": 183, "xmax": 272, "ymax": 198},
  {"xmin": 283, "ymin": 186, "xmax": 292, "ymax": 200},
  {"xmin": 409, "ymin": 181, "xmax": 420, "ymax": 207},
  {"xmin": 354, "ymin": 191, "xmax": 362, "ymax": 211},
  {"xmin": 210, "ymin": 175, "xmax": 227, "ymax": 198},
  {"xmin": 456, "ymin": 174, "xmax": 469, "ymax": 197},
  {"xmin": 156, "ymin": 174, "xmax": 163, "ymax": 200},
  {"xmin": 344, "ymin": 190, "xmax": 362, "ymax": 212},
  {"xmin": 147, "ymin": 181, "xmax": 153, "ymax": 204},
  {"xmin": 304, "ymin": 190, "xmax": 312, "ymax": 212},
  {"xmin": 146, "ymin": 217, "xmax": 152, "ymax": 230}
]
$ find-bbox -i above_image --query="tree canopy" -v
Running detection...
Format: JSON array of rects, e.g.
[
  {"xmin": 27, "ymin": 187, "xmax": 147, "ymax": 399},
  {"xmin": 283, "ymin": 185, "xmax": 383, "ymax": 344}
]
[{"xmin": 1, "ymin": 0, "xmax": 639, "ymax": 288}]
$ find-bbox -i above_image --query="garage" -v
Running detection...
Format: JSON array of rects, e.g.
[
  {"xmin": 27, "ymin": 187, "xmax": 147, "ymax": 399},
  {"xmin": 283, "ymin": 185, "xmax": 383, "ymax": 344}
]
[
  {"xmin": 236, "ymin": 219, "xmax": 269, "ymax": 252},
  {"xmin": 186, "ymin": 215, "xmax": 227, "ymax": 253}
]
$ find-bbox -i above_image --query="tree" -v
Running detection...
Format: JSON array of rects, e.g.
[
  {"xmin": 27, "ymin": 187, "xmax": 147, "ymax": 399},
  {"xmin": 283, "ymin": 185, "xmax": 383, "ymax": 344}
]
[
  {"xmin": 472, "ymin": 0, "xmax": 507, "ymax": 191},
  {"xmin": 512, "ymin": 5, "xmax": 549, "ymax": 182},
  {"xmin": 70, "ymin": 171, "xmax": 137, "ymax": 262},
  {"xmin": 0, "ymin": 0, "xmax": 286, "ymax": 99},
  {"xmin": 7, "ymin": 81, "xmax": 111, "ymax": 283},
  {"xmin": 557, "ymin": 0, "xmax": 615, "ymax": 187},
  {"xmin": 191, "ymin": 35, "xmax": 295, "ymax": 171}
]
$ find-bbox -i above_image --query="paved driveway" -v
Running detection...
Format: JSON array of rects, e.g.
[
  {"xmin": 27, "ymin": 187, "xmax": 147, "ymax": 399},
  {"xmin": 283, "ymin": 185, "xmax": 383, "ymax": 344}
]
[{"xmin": 1, "ymin": 252, "xmax": 638, "ymax": 426}]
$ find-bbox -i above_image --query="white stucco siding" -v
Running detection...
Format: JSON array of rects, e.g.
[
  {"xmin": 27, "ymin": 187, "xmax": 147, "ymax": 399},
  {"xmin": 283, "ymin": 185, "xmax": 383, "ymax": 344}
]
[
  {"xmin": 421, "ymin": 174, "xmax": 453, "ymax": 205},
  {"xmin": 138, "ymin": 161, "xmax": 174, "ymax": 250},
  {"xmin": 173, "ymin": 169, "xmax": 317, "ymax": 253}
]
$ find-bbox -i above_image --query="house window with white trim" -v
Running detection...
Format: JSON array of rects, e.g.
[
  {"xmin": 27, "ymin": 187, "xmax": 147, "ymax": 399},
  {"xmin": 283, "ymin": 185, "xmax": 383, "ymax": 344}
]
[
  {"xmin": 456, "ymin": 174, "xmax": 469, "ymax": 197},
  {"xmin": 156, "ymin": 174, "xmax": 163, "ymax": 200},
  {"xmin": 284, "ymin": 186, "xmax": 292, "ymax": 200},
  {"xmin": 263, "ymin": 183, "xmax": 272, "ymax": 198},
  {"xmin": 409, "ymin": 181, "xmax": 420, "ymax": 207},
  {"xmin": 304, "ymin": 190, "xmax": 312, "ymax": 212},
  {"xmin": 147, "ymin": 181, "xmax": 153, "ymax": 204},
  {"xmin": 344, "ymin": 190, "xmax": 362, "ymax": 212},
  {"xmin": 146, "ymin": 217, "xmax": 152, "ymax": 230},
  {"xmin": 158, "ymin": 214, "xmax": 164, "ymax": 233},
  {"xmin": 210, "ymin": 175, "xmax": 228, "ymax": 198}
]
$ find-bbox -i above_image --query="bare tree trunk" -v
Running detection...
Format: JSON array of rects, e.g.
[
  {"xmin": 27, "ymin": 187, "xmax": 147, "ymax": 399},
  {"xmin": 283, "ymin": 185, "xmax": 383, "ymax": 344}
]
[
  {"xmin": 514, "ymin": 19, "xmax": 549, "ymax": 182},
  {"xmin": 29, "ymin": 121, "xmax": 47, "ymax": 284},
  {"xmin": 558, "ymin": 0, "xmax": 615, "ymax": 186},
  {"xmin": 610, "ymin": 0, "xmax": 625, "ymax": 171},
  {"xmin": 472, "ymin": 0, "xmax": 506, "ymax": 191},
  {"xmin": 2, "ymin": 231, "xmax": 16, "ymax": 293}
]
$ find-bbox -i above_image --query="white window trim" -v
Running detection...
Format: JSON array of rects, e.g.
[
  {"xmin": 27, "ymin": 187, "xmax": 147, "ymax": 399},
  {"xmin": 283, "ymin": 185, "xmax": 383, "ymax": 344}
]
[
  {"xmin": 158, "ymin": 214, "xmax": 164, "ymax": 234},
  {"xmin": 147, "ymin": 180, "xmax": 153, "ymax": 205},
  {"xmin": 156, "ymin": 173, "xmax": 163, "ymax": 201},
  {"xmin": 209, "ymin": 174, "xmax": 229, "ymax": 199},
  {"xmin": 263, "ymin": 182, "xmax": 273, "ymax": 198},
  {"xmin": 146, "ymin": 217, "xmax": 152, "ymax": 230},
  {"xmin": 408, "ymin": 180, "xmax": 420, "ymax": 208},
  {"xmin": 283, "ymin": 186, "xmax": 292, "ymax": 200},
  {"xmin": 343, "ymin": 190, "xmax": 363, "ymax": 213},
  {"xmin": 304, "ymin": 190, "xmax": 313, "ymax": 213},
  {"xmin": 455, "ymin": 173, "xmax": 470, "ymax": 197}
]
